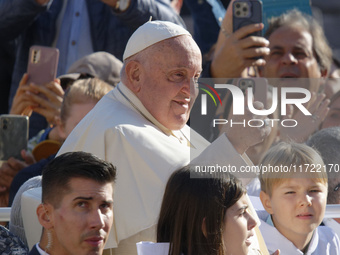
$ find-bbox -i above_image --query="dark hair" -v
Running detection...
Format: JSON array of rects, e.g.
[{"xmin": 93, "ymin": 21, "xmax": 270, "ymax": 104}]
[
  {"xmin": 42, "ymin": 151, "xmax": 116, "ymax": 207},
  {"xmin": 157, "ymin": 165, "xmax": 246, "ymax": 255}
]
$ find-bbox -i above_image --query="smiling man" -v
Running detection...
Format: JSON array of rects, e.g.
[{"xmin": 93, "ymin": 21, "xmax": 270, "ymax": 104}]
[
  {"xmin": 257, "ymin": 10, "xmax": 333, "ymax": 142},
  {"xmin": 30, "ymin": 151, "xmax": 117, "ymax": 255},
  {"xmin": 259, "ymin": 9, "xmax": 332, "ymax": 100},
  {"xmin": 262, "ymin": 10, "xmax": 331, "ymax": 82}
]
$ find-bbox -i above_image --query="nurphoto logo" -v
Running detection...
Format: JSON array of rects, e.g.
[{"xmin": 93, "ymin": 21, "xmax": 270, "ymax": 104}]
[{"xmin": 198, "ymin": 79, "xmax": 312, "ymax": 128}]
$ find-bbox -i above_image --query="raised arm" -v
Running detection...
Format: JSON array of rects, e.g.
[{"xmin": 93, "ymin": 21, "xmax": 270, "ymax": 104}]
[
  {"xmin": 207, "ymin": 0, "xmax": 269, "ymax": 78},
  {"xmin": 102, "ymin": 0, "xmax": 185, "ymax": 29}
]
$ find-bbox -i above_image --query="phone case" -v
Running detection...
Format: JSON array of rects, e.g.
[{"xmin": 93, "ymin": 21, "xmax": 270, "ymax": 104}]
[
  {"xmin": 0, "ymin": 115, "xmax": 29, "ymax": 162},
  {"xmin": 233, "ymin": 0, "xmax": 263, "ymax": 36},
  {"xmin": 27, "ymin": 45, "xmax": 59, "ymax": 86}
]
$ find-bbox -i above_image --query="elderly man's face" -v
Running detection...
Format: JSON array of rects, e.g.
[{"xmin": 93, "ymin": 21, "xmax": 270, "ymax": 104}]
[
  {"xmin": 49, "ymin": 178, "xmax": 114, "ymax": 255},
  {"xmin": 137, "ymin": 35, "xmax": 202, "ymax": 130},
  {"xmin": 262, "ymin": 26, "xmax": 324, "ymax": 93}
]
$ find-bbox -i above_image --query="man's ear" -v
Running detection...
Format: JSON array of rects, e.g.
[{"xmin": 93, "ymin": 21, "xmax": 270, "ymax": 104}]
[
  {"xmin": 37, "ymin": 204, "xmax": 54, "ymax": 230},
  {"xmin": 259, "ymin": 191, "xmax": 274, "ymax": 214},
  {"xmin": 125, "ymin": 60, "xmax": 142, "ymax": 93}
]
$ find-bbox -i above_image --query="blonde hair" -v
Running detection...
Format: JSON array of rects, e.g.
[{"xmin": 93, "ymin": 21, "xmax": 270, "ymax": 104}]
[
  {"xmin": 259, "ymin": 142, "xmax": 327, "ymax": 196},
  {"xmin": 60, "ymin": 78, "xmax": 112, "ymax": 123}
]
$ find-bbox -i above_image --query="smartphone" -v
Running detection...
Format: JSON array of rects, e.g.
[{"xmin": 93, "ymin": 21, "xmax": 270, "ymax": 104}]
[
  {"xmin": 237, "ymin": 77, "xmax": 268, "ymax": 108},
  {"xmin": 0, "ymin": 115, "xmax": 29, "ymax": 164},
  {"xmin": 27, "ymin": 45, "xmax": 59, "ymax": 86},
  {"xmin": 233, "ymin": 0, "xmax": 263, "ymax": 37}
]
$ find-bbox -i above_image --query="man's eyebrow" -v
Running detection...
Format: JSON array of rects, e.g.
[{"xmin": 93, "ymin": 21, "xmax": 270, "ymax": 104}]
[
  {"xmin": 73, "ymin": 196, "xmax": 93, "ymax": 201},
  {"xmin": 73, "ymin": 196, "xmax": 114, "ymax": 204},
  {"xmin": 292, "ymin": 45, "xmax": 308, "ymax": 51},
  {"xmin": 269, "ymin": 45, "xmax": 283, "ymax": 50}
]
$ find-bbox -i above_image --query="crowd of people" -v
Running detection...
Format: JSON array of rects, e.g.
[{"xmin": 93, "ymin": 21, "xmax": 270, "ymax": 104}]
[{"xmin": 1, "ymin": 0, "xmax": 340, "ymax": 254}]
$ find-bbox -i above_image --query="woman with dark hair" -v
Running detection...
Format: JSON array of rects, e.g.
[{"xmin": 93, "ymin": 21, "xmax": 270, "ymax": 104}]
[{"xmin": 137, "ymin": 165, "xmax": 263, "ymax": 255}]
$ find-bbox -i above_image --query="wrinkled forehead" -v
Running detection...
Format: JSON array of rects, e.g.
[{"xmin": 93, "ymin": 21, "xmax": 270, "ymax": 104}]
[
  {"xmin": 146, "ymin": 35, "xmax": 202, "ymax": 65},
  {"xmin": 149, "ymin": 35, "xmax": 200, "ymax": 54},
  {"xmin": 269, "ymin": 25, "xmax": 313, "ymax": 50}
]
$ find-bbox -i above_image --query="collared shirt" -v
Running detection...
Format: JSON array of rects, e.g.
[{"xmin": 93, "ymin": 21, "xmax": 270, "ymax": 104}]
[
  {"xmin": 323, "ymin": 218, "xmax": 340, "ymax": 237},
  {"xmin": 55, "ymin": 0, "xmax": 93, "ymax": 75},
  {"xmin": 36, "ymin": 243, "xmax": 50, "ymax": 255},
  {"xmin": 258, "ymin": 211, "xmax": 340, "ymax": 255}
]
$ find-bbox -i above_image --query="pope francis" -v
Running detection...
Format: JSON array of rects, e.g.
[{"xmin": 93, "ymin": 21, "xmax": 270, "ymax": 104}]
[{"xmin": 57, "ymin": 20, "xmax": 270, "ymax": 255}]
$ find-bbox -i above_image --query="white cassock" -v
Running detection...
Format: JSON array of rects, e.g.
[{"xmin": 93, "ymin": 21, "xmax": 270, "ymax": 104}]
[{"xmin": 57, "ymin": 82, "xmax": 253, "ymax": 248}]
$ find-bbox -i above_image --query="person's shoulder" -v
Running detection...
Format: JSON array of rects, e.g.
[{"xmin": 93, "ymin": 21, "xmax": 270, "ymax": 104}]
[
  {"xmin": 313, "ymin": 226, "xmax": 340, "ymax": 254},
  {"xmin": 0, "ymin": 225, "xmax": 28, "ymax": 255}
]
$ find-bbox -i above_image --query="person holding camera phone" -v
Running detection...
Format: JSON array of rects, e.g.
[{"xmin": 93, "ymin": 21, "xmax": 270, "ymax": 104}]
[
  {"xmin": 0, "ymin": 52, "xmax": 122, "ymax": 210},
  {"xmin": 258, "ymin": 9, "xmax": 332, "ymax": 143},
  {"xmin": 10, "ymin": 74, "xmax": 64, "ymax": 126},
  {"xmin": 204, "ymin": 0, "xmax": 333, "ymax": 143},
  {"xmin": 0, "ymin": 0, "xmax": 183, "ymax": 139},
  {"xmin": 3, "ymin": 77, "xmax": 113, "ymax": 209},
  {"xmin": 203, "ymin": 0, "xmax": 270, "ymax": 79}
]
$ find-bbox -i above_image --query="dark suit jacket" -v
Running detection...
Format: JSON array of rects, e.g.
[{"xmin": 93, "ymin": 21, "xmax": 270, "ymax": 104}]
[{"xmin": 28, "ymin": 244, "xmax": 40, "ymax": 255}]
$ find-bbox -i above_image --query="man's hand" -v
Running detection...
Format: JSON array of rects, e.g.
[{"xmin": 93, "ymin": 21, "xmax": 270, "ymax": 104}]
[
  {"xmin": 211, "ymin": 24, "xmax": 270, "ymax": 78},
  {"xmin": 28, "ymin": 80, "xmax": 64, "ymax": 125},
  {"xmin": 10, "ymin": 73, "xmax": 38, "ymax": 117},
  {"xmin": 211, "ymin": 0, "xmax": 269, "ymax": 78},
  {"xmin": 10, "ymin": 75, "xmax": 64, "ymax": 126},
  {"xmin": 0, "ymin": 150, "xmax": 35, "ymax": 194},
  {"xmin": 279, "ymin": 93, "xmax": 329, "ymax": 142}
]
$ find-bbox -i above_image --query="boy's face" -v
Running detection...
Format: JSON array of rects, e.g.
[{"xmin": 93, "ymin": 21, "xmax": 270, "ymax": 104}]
[{"xmin": 260, "ymin": 178, "xmax": 327, "ymax": 248}]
